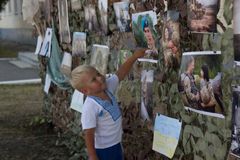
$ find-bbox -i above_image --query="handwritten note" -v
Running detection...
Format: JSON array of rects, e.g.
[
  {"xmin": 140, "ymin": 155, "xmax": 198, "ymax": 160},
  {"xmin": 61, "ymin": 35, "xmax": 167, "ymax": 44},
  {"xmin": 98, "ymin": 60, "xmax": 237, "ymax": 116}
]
[{"xmin": 152, "ymin": 114, "xmax": 182, "ymax": 158}]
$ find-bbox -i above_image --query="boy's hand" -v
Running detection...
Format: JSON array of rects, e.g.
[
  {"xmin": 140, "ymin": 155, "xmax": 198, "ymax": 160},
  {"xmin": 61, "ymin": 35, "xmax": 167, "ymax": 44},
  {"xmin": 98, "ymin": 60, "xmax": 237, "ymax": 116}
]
[{"xmin": 133, "ymin": 48, "xmax": 148, "ymax": 59}]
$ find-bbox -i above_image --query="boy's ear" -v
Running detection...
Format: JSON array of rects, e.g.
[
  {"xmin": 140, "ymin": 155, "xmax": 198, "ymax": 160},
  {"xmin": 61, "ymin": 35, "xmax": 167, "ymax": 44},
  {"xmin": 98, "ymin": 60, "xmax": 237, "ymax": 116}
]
[{"xmin": 80, "ymin": 88, "xmax": 88, "ymax": 95}]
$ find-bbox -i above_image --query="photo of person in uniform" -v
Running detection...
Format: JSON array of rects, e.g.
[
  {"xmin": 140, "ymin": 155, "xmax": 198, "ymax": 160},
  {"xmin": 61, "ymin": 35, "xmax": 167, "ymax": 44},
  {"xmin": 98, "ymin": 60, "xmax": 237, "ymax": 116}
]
[
  {"xmin": 113, "ymin": 1, "xmax": 131, "ymax": 32},
  {"xmin": 141, "ymin": 70, "xmax": 154, "ymax": 121},
  {"xmin": 84, "ymin": 4, "xmax": 99, "ymax": 32},
  {"xmin": 72, "ymin": 32, "xmax": 87, "ymax": 57},
  {"xmin": 132, "ymin": 11, "xmax": 159, "ymax": 63},
  {"xmin": 58, "ymin": 0, "xmax": 71, "ymax": 43},
  {"xmin": 178, "ymin": 52, "xmax": 224, "ymax": 118},
  {"xmin": 187, "ymin": 0, "xmax": 220, "ymax": 33},
  {"xmin": 90, "ymin": 44, "xmax": 109, "ymax": 75},
  {"xmin": 162, "ymin": 11, "xmax": 181, "ymax": 69},
  {"xmin": 234, "ymin": 0, "xmax": 240, "ymax": 65},
  {"xmin": 230, "ymin": 86, "xmax": 240, "ymax": 158}
]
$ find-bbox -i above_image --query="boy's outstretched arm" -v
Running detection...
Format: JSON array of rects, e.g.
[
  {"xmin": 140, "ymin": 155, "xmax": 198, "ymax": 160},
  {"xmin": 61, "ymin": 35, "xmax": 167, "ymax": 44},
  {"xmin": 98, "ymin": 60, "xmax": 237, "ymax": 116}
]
[{"xmin": 116, "ymin": 48, "xmax": 147, "ymax": 81}]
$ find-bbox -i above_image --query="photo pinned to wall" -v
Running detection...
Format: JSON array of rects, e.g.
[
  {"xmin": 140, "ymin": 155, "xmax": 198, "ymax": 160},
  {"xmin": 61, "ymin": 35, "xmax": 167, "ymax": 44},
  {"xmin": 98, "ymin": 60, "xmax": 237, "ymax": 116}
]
[
  {"xmin": 132, "ymin": 11, "xmax": 159, "ymax": 63},
  {"xmin": 34, "ymin": 36, "xmax": 43, "ymax": 55},
  {"xmin": 72, "ymin": 32, "xmax": 86, "ymax": 58},
  {"xmin": 58, "ymin": 0, "xmax": 71, "ymax": 43},
  {"xmin": 84, "ymin": 4, "xmax": 99, "ymax": 32},
  {"xmin": 187, "ymin": 0, "xmax": 220, "ymax": 33},
  {"xmin": 71, "ymin": 0, "xmax": 81, "ymax": 10},
  {"xmin": 98, "ymin": 0, "xmax": 108, "ymax": 34},
  {"xmin": 39, "ymin": 28, "xmax": 52, "ymax": 57},
  {"xmin": 44, "ymin": 0, "xmax": 52, "ymax": 25},
  {"xmin": 178, "ymin": 51, "xmax": 224, "ymax": 118},
  {"xmin": 70, "ymin": 89, "xmax": 84, "ymax": 113},
  {"xmin": 234, "ymin": 0, "xmax": 240, "ymax": 66},
  {"xmin": 141, "ymin": 70, "xmax": 154, "ymax": 121},
  {"xmin": 90, "ymin": 44, "xmax": 110, "ymax": 75},
  {"xmin": 60, "ymin": 52, "xmax": 72, "ymax": 78},
  {"xmin": 162, "ymin": 10, "xmax": 181, "ymax": 69},
  {"xmin": 118, "ymin": 50, "xmax": 133, "ymax": 80},
  {"xmin": 230, "ymin": 85, "xmax": 240, "ymax": 158},
  {"xmin": 113, "ymin": 1, "xmax": 131, "ymax": 32}
]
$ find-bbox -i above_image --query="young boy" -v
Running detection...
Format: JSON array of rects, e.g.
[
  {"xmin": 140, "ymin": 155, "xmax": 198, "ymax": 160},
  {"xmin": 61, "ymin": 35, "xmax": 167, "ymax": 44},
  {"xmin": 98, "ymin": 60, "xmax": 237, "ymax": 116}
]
[{"xmin": 70, "ymin": 48, "xmax": 147, "ymax": 160}]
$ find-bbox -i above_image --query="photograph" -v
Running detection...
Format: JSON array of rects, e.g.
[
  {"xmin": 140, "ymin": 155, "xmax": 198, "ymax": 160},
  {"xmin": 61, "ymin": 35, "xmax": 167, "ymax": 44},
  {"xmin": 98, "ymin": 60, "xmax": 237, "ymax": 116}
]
[
  {"xmin": 39, "ymin": 28, "xmax": 52, "ymax": 57},
  {"xmin": 118, "ymin": 50, "xmax": 133, "ymax": 80},
  {"xmin": 132, "ymin": 11, "xmax": 159, "ymax": 63},
  {"xmin": 162, "ymin": 10, "xmax": 181, "ymax": 69},
  {"xmin": 98, "ymin": 0, "xmax": 108, "ymax": 34},
  {"xmin": 178, "ymin": 51, "xmax": 224, "ymax": 118},
  {"xmin": 141, "ymin": 70, "xmax": 154, "ymax": 121},
  {"xmin": 90, "ymin": 44, "xmax": 110, "ymax": 75},
  {"xmin": 187, "ymin": 0, "xmax": 220, "ymax": 33},
  {"xmin": 72, "ymin": 32, "xmax": 86, "ymax": 57},
  {"xmin": 71, "ymin": 0, "xmax": 81, "ymax": 10},
  {"xmin": 113, "ymin": 1, "xmax": 131, "ymax": 32},
  {"xmin": 234, "ymin": 0, "xmax": 240, "ymax": 65},
  {"xmin": 58, "ymin": 0, "xmax": 71, "ymax": 43},
  {"xmin": 230, "ymin": 85, "xmax": 240, "ymax": 158},
  {"xmin": 84, "ymin": 4, "xmax": 99, "ymax": 32}
]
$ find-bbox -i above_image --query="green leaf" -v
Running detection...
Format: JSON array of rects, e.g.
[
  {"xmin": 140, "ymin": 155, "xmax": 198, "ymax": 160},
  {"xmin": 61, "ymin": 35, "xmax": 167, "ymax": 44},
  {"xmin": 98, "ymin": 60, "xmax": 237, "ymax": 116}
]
[
  {"xmin": 204, "ymin": 132, "xmax": 222, "ymax": 147},
  {"xmin": 194, "ymin": 154, "xmax": 204, "ymax": 160},
  {"xmin": 184, "ymin": 125, "xmax": 204, "ymax": 138}
]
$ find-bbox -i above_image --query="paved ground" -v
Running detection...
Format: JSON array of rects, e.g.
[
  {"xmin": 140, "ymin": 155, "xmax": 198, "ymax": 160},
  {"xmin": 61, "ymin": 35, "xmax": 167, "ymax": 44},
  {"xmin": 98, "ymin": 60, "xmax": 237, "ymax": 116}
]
[{"xmin": 0, "ymin": 59, "xmax": 39, "ymax": 81}]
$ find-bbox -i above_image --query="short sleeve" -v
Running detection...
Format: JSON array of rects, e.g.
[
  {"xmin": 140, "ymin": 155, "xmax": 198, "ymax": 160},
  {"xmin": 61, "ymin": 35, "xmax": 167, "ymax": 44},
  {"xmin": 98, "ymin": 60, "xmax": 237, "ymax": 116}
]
[
  {"xmin": 81, "ymin": 98, "xmax": 97, "ymax": 130},
  {"xmin": 106, "ymin": 74, "xmax": 119, "ymax": 94}
]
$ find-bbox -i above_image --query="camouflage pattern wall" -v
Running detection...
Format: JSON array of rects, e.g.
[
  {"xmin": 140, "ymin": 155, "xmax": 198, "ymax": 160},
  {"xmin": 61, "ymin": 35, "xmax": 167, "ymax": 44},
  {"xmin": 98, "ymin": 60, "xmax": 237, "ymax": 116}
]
[{"xmin": 36, "ymin": 0, "xmax": 239, "ymax": 159}]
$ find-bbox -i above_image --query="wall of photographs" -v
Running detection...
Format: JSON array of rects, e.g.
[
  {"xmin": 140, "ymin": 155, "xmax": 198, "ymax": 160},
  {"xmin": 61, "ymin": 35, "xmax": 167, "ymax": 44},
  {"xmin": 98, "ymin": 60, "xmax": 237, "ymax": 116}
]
[{"xmin": 28, "ymin": 0, "xmax": 240, "ymax": 159}]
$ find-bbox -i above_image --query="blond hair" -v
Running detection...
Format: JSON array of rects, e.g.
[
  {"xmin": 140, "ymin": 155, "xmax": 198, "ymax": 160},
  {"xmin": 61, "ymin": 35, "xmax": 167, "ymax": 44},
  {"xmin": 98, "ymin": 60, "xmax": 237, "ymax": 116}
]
[{"xmin": 70, "ymin": 65, "xmax": 96, "ymax": 89}]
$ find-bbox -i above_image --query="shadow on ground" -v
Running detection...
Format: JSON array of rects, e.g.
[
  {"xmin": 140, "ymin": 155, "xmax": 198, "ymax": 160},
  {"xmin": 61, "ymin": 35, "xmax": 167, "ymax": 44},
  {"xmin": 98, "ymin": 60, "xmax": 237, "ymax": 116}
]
[{"xmin": 0, "ymin": 84, "xmax": 71, "ymax": 160}]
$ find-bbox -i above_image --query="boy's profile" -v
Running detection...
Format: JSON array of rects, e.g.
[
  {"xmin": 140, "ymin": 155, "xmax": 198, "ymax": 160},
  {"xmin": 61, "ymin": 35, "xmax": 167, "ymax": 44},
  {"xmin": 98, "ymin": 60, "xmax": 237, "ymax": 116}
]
[{"xmin": 70, "ymin": 48, "xmax": 146, "ymax": 160}]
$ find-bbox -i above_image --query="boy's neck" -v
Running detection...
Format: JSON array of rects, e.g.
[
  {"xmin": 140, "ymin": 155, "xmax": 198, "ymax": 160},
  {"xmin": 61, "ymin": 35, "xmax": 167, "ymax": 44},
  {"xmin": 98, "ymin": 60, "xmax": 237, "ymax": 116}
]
[{"xmin": 88, "ymin": 90, "xmax": 110, "ymax": 100}]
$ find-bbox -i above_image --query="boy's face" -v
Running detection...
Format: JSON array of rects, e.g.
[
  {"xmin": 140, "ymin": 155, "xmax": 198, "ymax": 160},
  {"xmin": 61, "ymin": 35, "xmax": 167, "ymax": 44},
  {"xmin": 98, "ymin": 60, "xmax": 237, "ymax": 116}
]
[{"xmin": 81, "ymin": 69, "xmax": 106, "ymax": 95}]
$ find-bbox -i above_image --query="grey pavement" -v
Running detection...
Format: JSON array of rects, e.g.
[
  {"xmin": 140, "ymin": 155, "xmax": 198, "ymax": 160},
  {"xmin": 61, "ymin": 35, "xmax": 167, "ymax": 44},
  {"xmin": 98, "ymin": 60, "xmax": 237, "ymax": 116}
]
[{"xmin": 0, "ymin": 52, "xmax": 41, "ymax": 84}]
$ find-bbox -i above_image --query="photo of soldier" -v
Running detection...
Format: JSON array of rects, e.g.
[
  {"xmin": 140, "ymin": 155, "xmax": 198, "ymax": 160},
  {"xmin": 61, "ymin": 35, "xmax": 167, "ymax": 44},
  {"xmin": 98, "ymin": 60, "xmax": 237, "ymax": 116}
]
[
  {"xmin": 84, "ymin": 4, "xmax": 99, "ymax": 32},
  {"xmin": 141, "ymin": 70, "xmax": 154, "ymax": 121},
  {"xmin": 98, "ymin": 0, "xmax": 108, "ymax": 34},
  {"xmin": 113, "ymin": 1, "xmax": 131, "ymax": 32},
  {"xmin": 118, "ymin": 50, "xmax": 133, "ymax": 80},
  {"xmin": 90, "ymin": 44, "xmax": 109, "ymax": 75},
  {"xmin": 162, "ymin": 11, "xmax": 181, "ymax": 69},
  {"xmin": 178, "ymin": 51, "xmax": 224, "ymax": 118},
  {"xmin": 72, "ymin": 32, "xmax": 86, "ymax": 58},
  {"xmin": 58, "ymin": 0, "xmax": 71, "ymax": 43},
  {"xmin": 187, "ymin": 0, "xmax": 220, "ymax": 33},
  {"xmin": 234, "ymin": 0, "xmax": 240, "ymax": 65},
  {"xmin": 132, "ymin": 11, "xmax": 159, "ymax": 63},
  {"xmin": 230, "ymin": 85, "xmax": 240, "ymax": 158},
  {"xmin": 71, "ymin": 0, "xmax": 81, "ymax": 11}
]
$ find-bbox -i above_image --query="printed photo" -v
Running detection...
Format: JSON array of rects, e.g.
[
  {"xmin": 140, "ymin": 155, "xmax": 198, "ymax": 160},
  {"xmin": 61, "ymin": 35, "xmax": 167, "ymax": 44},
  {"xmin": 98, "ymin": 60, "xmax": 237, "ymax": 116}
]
[
  {"xmin": 113, "ymin": 1, "xmax": 131, "ymax": 32},
  {"xmin": 118, "ymin": 50, "xmax": 133, "ymax": 80},
  {"xmin": 39, "ymin": 28, "xmax": 52, "ymax": 57},
  {"xmin": 98, "ymin": 0, "xmax": 108, "ymax": 34},
  {"xmin": 58, "ymin": 0, "xmax": 71, "ymax": 43},
  {"xmin": 234, "ymin": 0, "xmax": 240, "ymax": 65},
  {"xmin": 72, "ymin": 32, "xmax": 86, "ymax": 57},
  {"xmin": 178, "ymin": 51, "xmax": 224, "ymax": 118},
  {"xmin": 84, "ymin": 5, "xmax": 99, "ymax": 32},
  {"xmin": 230, "ymin": 85, "xmax": 240, "ymax": 158},
  {"xmin": 141, "ymin": 70, "xmax": 154, "ymax": 121},
  {"xmin": 132, "ymin": 11, "xmax": 159, "ymax": 63},
  {"xmin": 71, "ymin": 0, "xmax": 81, "ymax": 10},
  {"xmin": 90, "ymin": 44, "xmax": 109, "ymax": 75},
  {"xmin": 162, "ymin": 10, "xmax": 181, "ymax": 69},
  {"xmin": 187, "ymin": 0, "xmax": 220, "ymax": 33}
]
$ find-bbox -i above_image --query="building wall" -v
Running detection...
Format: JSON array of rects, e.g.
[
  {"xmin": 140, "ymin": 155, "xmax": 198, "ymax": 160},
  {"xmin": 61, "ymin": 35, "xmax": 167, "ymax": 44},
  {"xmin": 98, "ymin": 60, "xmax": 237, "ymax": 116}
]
[{"xmin": 0, "ymin": 0, "xmax": 36, "ymax": 45}]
